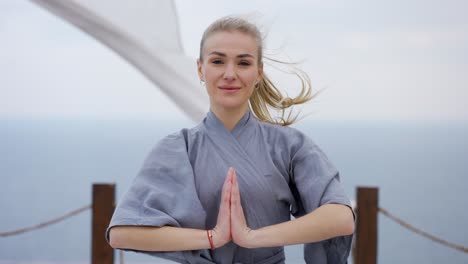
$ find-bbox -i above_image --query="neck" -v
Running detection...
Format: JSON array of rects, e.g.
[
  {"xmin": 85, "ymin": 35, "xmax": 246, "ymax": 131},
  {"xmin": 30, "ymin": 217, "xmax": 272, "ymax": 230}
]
[{"xmin": 210, "ymin": 105, "xmax": 249, "ymax": 132}]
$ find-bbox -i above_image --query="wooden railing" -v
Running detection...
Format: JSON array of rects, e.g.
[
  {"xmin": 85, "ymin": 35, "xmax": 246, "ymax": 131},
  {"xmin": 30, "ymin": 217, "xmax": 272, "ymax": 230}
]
[
  {"xmin": 3, "ymin": 184, "xmax": 466, "ymax": 263},
  {"xmin": 92, "ymin": 185, "xmax": 380, "ymax": 264},
  {"xmin": 91, "ymin": 183, "xmax": 115, "ymax": 264}
]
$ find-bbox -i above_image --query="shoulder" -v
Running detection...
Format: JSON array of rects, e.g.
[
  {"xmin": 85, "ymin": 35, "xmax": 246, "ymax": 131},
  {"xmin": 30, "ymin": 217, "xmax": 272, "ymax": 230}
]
[
  {"xmin": 152, "ymin": 123, "xmax": 210, "ymax": 158},
  {"xmin": 143, "ymin": 123, "xmax": 208, "ymax": 164},
  {"xmin": 153, "ymin": 122, "xmax": 205, "ymax": 148},
  {"xmin": 146, "ymin": 130, "xmax": 188, "ymax": 159},
  {"xmin": 257, "ymin": 120, "xmax": 318, "ymax": 155}
]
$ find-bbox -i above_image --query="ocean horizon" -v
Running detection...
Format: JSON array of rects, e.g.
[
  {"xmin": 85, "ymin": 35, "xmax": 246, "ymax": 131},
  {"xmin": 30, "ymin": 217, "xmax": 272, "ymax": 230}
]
[{"xmin": 1, "ymin": 118, "xmax": 467, "ymax": 263}]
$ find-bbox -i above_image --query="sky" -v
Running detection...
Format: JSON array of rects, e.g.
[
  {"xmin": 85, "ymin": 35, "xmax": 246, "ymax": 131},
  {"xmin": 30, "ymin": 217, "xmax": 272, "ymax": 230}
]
[{"xmin": 1, "ymin": 0, "xmax": 467, "ymax": 122}]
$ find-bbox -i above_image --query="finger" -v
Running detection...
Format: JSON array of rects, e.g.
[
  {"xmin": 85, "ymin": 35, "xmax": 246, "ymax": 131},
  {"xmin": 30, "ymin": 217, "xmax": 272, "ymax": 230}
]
[
  {"xmin": 223, "ymin": 167, "xmax": 234, "ymax": 193},
  {"xmin": 233, "ymin": 171, "xmax": 247, "ymax": 220},
  {"xmin": 233, "ymin": 169, "xmax": 239, "ymax": 197},
  {"xmin": 223, "ymin": 167, "xmax": 234, "ymax": 196},
  {"xmin": 221, "ymin": 168, "xmax": 233, "ymax": 202},
  {"xmin": 223, "ymin": 170, "xmax": 232, "ymax": 192},
  {"xmin": 226, "ymin": 167, "xmax": 234, "ymax": 181},
  {"xmin": 230, "ymin": 169, "xmax": 241, "ymax": 207}
]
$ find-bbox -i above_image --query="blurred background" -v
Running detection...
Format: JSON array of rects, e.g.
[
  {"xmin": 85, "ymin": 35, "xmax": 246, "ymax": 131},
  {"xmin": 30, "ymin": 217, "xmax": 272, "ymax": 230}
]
[{"xmin": 1, "ymin": 0, "xmax": 467, "ymax": 263}]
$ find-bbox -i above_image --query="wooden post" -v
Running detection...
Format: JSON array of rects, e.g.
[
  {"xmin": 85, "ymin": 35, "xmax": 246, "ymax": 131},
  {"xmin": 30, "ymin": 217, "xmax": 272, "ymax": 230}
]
[
  {"xmin": 92, "ymin": 183, "xmax": 115, "ymax": 264},
  {"xmin": 354, "ymin": 187, "xmax": 378, "ymax": 264}
]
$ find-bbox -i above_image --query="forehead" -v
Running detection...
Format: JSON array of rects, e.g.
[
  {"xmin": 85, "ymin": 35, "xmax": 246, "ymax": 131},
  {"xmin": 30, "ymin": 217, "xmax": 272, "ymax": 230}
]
[{"xmin": 202, "ymin": 30, "xmax": 258, "ymax": 58}]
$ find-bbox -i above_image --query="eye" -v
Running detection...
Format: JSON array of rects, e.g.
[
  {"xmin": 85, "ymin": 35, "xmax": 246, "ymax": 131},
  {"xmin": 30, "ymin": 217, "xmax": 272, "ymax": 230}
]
[
  {"xmin": 211, "ymin": 59, "xmax": 223, "ymax": 65},
  {"xmin": 239, "ymin": 61, "xmax": 251, "ymax": 66}
]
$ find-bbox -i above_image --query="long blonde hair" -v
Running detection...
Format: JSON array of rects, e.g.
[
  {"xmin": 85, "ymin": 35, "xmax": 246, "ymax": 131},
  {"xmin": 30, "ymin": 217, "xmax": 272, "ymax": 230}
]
[{"xmin": 199, "ymin": 16, "xmax": 314, "ymax": 126}]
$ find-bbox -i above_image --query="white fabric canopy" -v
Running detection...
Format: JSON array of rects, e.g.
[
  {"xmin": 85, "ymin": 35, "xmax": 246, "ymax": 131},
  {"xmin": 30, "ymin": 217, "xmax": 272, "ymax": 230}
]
[{"xmin": 31, "ymin": 0, "xmax": 209, "ymax": 122}]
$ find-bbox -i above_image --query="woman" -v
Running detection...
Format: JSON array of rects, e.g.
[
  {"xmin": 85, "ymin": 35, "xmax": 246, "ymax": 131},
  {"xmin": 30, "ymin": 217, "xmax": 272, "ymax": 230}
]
[{"xmin": 107, "ymin": 16, "xmax": 355, "ymax": 264}]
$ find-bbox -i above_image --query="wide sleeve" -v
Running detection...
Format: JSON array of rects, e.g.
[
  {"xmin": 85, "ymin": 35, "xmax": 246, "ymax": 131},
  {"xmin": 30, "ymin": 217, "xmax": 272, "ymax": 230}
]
[
  {"xmin": 105, "ymin": 131, "xmax": 214, "ymax": 264},
  {"xmin": 289, "ymin": 130, "xmax": 354, "ymax": 264}
]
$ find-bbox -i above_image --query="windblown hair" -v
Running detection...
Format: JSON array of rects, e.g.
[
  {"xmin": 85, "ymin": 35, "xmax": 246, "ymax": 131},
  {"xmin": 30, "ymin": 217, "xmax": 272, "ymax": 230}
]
[{"xmin": 199, "ymin": 16, "xmax": 314, "ymax": 126}]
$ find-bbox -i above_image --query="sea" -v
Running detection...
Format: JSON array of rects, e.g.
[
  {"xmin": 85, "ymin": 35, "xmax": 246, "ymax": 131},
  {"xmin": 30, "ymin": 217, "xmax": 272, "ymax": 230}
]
[{"xmin": 0, "ymin": 117, "xmax": 467, "ymax": 264}]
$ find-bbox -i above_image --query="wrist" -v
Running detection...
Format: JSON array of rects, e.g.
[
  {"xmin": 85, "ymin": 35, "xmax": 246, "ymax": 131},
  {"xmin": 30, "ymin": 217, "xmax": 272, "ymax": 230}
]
[
  {"xmin": 210, "ymin": 227, "xmax": 229, "ymax": 249},
  {"xmin": 206, "ymin": 230, "xmax": 215, "ymax": 249},
  {"xmin": 242, "ymin": 228, "xmax": 259, "ymax": 249},
  {"xmin": 247, "ymin": 227, "xmax": 278, "ymax": 248}
]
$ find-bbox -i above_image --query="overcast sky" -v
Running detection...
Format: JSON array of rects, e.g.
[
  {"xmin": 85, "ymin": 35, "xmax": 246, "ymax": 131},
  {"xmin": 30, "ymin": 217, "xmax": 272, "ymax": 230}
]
[{"xmin": 1, "ymin": 0, "xmax": 467, "ymax": 122}]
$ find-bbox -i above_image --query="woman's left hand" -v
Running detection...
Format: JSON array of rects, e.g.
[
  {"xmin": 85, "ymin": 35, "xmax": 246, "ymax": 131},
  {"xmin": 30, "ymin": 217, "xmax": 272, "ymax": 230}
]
[{"xmin": 230, "ymin": 169, "xmax": 256, "ymax": 248}]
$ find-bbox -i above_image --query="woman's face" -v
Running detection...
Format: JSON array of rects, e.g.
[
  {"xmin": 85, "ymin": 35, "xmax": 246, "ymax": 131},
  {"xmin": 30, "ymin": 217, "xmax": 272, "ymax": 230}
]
[{"xmin": 197, "ymin": 30, "xmax": 263, "ymax": 112}]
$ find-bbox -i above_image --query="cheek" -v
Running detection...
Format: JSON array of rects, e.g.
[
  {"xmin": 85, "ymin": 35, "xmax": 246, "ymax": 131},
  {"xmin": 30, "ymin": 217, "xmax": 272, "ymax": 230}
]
[
  {"xmin": 204, "ymin": 67, "xmax": 222, "ymax": 82},
  {"xmin": 204, "ymin": 71, "xmax": 219, "ymax": 96},
  {"xmin": 242, "ymin": 72, "xmax": 259, "ymax": 87}
]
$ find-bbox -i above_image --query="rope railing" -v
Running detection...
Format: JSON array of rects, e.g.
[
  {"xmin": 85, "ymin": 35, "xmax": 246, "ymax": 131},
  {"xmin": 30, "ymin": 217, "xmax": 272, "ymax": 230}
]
[
  {"xmin": 0, "ymin": 184, "xmax": 115, "ymax": 264},
  {"xmin": 1, "ymin": 204, "xmax": 467, "ymax": 254},
  {"xmin": 0, "ymin": 201, "xmax": 124, "ymax": 263},
  {"xmin": 1, "ymin": 187, "xmax": 467, "ymax": 264},
  {"xmin": 378, "ymin": 207, "xmax": 468, "ymax": 254},
  {"xmin": 0, "ymin": 204, "xmax": 91, "ymax": 237}
]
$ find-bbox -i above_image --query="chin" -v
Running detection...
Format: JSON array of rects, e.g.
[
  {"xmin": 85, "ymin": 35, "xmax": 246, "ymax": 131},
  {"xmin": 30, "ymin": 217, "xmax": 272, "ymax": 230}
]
[{"xmin": 214, "ymin": 98, "xmax": 248, "ymax": 111}]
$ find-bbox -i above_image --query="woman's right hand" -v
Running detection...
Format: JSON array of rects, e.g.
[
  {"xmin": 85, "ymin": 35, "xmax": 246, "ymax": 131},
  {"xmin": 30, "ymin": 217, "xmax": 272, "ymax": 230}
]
[{"xmin": 211, "ymin": 167, "xmax": 234, "ymax": 248}]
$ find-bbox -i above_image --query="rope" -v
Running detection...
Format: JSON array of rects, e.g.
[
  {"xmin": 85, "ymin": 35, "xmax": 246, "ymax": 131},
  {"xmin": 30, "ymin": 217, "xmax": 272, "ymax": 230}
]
[
  {"xmin": 2, "ymin": 202, "xmax": 467, "ymax": 256},
  {"xmin": 379, "ymin": 207, "xmax": 468, "ymax": 253},
  {"xmin": 0, "ymin": 204, "xmax": 91, "ymax": 237}
]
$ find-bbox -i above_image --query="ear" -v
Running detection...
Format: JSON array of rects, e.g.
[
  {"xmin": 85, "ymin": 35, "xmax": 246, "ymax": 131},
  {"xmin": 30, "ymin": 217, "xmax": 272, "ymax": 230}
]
[{"xmin": 197, "ymin": 59, "xmax": 204, "ymax": 81}]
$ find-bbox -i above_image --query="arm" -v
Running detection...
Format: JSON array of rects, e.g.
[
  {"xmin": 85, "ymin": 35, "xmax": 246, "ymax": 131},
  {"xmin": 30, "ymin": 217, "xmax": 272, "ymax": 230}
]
[
  {"xmin": 109, "ymin": 168, "xmax": 235, "ymax": 251},
  {"xmin": 230, "ymin": 169, "xmax": 354, "ymax": 248},
  {"xmin": 248, "ymin": 204, "xmax": 354, "ymax": 248},
  {"xmin": 109, "ymin": 226, "xmax": 211, "ymax": 251}
]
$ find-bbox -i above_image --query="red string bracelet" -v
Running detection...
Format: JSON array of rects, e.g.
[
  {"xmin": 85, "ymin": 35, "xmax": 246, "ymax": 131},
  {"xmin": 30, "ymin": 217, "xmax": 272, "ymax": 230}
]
[{"xmin": 206, "ymin": 229, "xmax": 215, "ymax": 249}]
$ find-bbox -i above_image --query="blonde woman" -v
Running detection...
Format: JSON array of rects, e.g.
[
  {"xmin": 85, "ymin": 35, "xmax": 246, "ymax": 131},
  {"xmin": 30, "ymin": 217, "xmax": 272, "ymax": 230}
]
[{"xmin": 107, "ymin": 16, "xmax": 354, "ymax": 264}]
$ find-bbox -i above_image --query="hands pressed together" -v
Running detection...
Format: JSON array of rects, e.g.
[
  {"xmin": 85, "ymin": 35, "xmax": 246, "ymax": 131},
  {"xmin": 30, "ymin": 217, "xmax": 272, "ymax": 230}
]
[{"xmin": 211, "ymin": 167, "xmax": 255, "ymax": 249}]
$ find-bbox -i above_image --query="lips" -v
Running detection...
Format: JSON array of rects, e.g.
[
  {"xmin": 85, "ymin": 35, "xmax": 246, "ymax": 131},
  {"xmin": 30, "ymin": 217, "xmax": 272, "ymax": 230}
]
[{"xmin": 219, "ymin": 86, "xmax": 241, "ymax": 90}]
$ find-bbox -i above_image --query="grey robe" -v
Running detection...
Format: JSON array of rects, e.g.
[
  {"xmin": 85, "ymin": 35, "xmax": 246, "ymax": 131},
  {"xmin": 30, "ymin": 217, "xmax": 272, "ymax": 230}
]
[{"xmin": 106, "ymin": 110, "xmax": 354, "ymax": 264}]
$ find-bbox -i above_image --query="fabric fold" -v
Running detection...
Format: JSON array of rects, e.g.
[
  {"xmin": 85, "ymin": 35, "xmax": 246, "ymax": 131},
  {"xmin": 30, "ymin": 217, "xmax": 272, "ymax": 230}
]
[
  {"xmin": 289, "ymin": 131, "xmax": 354, "ymax": 262},
  {"xmin": 106, "ymin": 132, "xmax": 212, "ymax": 263},
  {"xmin": 107, "ymin": 110, "xmax": 353, "ymax": 263}
]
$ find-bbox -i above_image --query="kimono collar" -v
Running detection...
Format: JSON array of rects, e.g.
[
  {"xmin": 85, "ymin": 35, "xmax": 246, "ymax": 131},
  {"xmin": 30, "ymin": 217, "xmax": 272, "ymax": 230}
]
[{"xmin": 205, "ymin": 109, "xmax": 253, "ymax": 136}]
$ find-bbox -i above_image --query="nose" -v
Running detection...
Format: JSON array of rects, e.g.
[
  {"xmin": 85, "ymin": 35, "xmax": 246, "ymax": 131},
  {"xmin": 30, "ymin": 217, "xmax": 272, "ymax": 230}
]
[{"xmin": 223, "ymin": 63, "xmax": 236, "ymax": 81}]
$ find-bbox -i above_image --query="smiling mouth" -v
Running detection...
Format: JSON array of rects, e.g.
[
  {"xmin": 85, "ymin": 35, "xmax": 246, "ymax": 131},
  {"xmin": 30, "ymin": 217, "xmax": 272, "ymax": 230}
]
[{"xmin": 219, "ymin": 86, "xmax": 241, "ymax": 91}]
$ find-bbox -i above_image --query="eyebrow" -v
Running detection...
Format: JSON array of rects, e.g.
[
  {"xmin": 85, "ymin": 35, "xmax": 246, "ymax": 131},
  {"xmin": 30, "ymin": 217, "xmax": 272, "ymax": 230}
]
[{"xmin": 208, "ymin": 51, "xmax": 255, "ymax": 59}]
